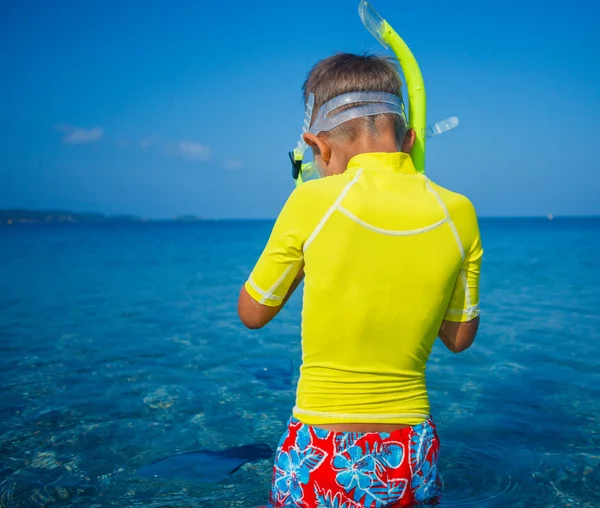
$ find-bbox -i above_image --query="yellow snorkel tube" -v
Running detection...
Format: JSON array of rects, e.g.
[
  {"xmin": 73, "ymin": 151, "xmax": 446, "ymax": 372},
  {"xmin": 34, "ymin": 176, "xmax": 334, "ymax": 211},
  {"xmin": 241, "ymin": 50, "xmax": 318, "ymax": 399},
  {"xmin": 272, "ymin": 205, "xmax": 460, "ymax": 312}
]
[{"xmin": 359, "ymin": 0, "xmax": 426, "ymax": 173}]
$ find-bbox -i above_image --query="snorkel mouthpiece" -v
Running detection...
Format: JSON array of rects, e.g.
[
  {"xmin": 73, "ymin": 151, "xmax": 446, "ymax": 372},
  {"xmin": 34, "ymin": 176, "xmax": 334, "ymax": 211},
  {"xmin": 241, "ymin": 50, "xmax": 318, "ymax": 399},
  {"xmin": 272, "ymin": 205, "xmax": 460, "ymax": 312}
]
[
  {"xmin": 290, "ymin": 93, "xmax": 315, "ymax": 185},
  {"xmin": 289, "ymin": 151, "xmax": 302, "ymax": 181}
]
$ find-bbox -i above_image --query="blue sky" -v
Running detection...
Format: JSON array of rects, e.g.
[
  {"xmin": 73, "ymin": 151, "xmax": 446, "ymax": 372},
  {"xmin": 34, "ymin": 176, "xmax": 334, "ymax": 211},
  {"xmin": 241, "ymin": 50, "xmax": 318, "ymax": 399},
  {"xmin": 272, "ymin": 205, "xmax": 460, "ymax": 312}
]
[{"xmin": 1, "ymin": 0, "xmax": 599, "ymax": 218}]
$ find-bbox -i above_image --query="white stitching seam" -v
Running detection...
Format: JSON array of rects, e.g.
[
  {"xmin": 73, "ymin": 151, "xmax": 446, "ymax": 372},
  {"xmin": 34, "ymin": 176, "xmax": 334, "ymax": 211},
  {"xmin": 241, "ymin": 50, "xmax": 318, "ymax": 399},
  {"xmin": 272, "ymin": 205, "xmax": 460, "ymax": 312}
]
[
  {"xmin": 337, "ymin": 205, "xmax": 449, "ymax": 236},
  {"xmin": 303, "ymin": 169, "xmax": 364, "ymax": 253},
  {"xmin": 293, "ymin": 406, "xmax": 430, "ymax": 420},
  {"xmin": 247, "ymin": 276, "xmax": 284, "ymax": 303},
  {"xmin": 446, "ymin": 304, "xmax": 480, "ymax": 316},
  {"xmin": 424, "ymin": 177, "xmax": 465, "ymax": 261},
  {"xmin": 261, "ymin": 262, "xmax": 299, "ymax": 304}
]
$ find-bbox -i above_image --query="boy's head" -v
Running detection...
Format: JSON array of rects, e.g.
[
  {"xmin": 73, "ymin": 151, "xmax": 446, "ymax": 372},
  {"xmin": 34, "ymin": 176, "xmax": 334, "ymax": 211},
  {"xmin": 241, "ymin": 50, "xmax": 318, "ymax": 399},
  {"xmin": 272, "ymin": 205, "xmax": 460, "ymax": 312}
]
[{"xmin": 302, "ymin": 53, "xmax": 415, "ymax": 177}]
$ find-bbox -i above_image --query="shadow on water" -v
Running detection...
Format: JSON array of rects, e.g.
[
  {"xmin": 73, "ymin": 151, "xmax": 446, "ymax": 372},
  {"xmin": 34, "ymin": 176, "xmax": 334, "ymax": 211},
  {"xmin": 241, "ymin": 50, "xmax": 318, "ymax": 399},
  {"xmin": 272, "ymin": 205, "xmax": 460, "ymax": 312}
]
[
  {"xmin": 137, "ymin": 443, "xmax": 273, "ymax": 481},
  {"xmin": 238, "ymin": 357, "xmax": 294, "ymax": 391}
]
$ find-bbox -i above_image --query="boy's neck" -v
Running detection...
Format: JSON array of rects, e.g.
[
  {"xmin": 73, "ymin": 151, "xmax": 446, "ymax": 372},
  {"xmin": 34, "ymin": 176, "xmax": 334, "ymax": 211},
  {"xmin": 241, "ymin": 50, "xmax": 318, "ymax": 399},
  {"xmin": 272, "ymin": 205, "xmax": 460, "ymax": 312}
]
[{"xmin": 335, "ymin": 132, "xmax": 400, "ymax": 174}]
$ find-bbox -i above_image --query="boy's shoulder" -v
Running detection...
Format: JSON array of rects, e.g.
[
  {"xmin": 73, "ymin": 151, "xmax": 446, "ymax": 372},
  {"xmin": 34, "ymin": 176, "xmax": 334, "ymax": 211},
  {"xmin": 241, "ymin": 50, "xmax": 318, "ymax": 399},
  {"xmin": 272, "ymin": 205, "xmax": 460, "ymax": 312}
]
[
  {"xmin": 290, "ymin": 172, "xmax": 352, "ymax": 203},
  {"xmin": 428, "ymin": 179, "xmax": 477, "ymax": 217}
]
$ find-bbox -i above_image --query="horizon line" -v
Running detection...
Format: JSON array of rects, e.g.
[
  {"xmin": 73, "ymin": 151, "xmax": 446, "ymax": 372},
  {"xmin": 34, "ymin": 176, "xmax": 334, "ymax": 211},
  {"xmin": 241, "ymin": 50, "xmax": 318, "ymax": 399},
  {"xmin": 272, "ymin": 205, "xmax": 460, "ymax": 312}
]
[{"xmin": 1, "ymin": 208, "xmax": 599, "ymax": 222}]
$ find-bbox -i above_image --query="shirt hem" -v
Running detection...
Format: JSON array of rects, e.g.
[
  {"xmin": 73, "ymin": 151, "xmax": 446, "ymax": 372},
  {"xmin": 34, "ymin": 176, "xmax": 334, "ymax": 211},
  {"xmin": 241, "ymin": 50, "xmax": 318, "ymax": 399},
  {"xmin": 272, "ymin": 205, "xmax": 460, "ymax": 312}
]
[{"xmin": 292, "ymin": 406, "xmax": 430, "ymax": 426}]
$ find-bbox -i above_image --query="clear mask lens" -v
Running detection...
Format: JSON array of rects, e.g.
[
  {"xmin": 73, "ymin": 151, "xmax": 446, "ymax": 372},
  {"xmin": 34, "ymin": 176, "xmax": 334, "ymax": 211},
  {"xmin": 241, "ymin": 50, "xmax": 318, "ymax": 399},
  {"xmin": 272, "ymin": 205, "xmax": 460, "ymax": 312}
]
[{"xmin": 298, "ymin": 151, "xmax": 323, "ymax": 184}]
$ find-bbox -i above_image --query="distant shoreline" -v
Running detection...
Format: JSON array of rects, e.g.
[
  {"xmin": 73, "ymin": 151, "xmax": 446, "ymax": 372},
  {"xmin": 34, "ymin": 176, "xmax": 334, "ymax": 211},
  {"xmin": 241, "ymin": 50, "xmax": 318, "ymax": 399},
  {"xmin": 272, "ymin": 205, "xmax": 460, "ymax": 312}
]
[
  {"xmin": 0, "ymin": 209, "xmax": 598, "ymax": 226},
  {"xmin": 0, "ymin": 210, "xmax": 202, "ymax": 225}
]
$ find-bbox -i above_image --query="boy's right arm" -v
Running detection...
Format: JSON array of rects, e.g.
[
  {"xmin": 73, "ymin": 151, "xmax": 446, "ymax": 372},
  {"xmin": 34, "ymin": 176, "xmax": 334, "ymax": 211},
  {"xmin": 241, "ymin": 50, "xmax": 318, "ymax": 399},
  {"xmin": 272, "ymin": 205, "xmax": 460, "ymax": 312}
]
[
  {"xmin": 238, "ymin": 181, "xmax": 326, "ymax": 330},
  {"xmin": 439, "ymin": 197, "xmax": 483, "ymax": 353},
  {"xmin": 238, "ymin": 188, "xmax": 306, "ymax": 329},
  {"xmin": 238, "ymin": 268, "xmax": 304, "ymax": 329}
]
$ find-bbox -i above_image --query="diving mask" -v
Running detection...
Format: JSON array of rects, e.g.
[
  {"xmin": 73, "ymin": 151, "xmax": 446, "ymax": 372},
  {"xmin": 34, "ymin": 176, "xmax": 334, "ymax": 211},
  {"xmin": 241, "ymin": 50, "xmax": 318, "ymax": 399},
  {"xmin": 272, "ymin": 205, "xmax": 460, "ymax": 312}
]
[{"xmin": 289, "ymin": 91, "xmax": 407, "ymax": 185}]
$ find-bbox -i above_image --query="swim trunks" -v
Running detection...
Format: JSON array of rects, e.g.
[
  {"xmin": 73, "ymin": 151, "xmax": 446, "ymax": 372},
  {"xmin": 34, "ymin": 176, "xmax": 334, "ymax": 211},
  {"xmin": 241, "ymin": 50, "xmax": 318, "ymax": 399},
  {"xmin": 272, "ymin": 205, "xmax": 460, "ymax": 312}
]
[{"xmin": 269, "ymin": 416, "xmax": 442, "ymax": 507}]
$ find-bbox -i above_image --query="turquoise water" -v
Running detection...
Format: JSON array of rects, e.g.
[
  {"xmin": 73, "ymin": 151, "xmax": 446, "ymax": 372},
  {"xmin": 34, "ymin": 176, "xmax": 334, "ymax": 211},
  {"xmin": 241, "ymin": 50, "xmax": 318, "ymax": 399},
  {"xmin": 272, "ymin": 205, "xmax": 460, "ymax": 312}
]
[{"xmin": 1, "ymin": 218, "xmax": 599, "ymax": 507}]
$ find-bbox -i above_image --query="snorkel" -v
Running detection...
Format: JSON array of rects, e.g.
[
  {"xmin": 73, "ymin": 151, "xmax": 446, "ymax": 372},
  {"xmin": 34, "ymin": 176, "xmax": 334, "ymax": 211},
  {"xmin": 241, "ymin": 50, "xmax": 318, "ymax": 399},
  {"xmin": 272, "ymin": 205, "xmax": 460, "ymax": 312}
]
[
  {"xmin": 289, "ymin": 0, "xmax": 458, "ymax": 185},
  {"xmin": 359, "ymin": 0, "xmax": 426, "ymax": 173}
]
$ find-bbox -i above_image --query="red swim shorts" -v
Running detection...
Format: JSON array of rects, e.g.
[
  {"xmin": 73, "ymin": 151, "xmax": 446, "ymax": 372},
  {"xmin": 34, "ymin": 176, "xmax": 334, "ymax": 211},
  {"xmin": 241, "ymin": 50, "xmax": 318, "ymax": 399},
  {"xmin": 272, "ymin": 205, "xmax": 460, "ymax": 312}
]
[{"xmin": 269, "ymin": 416, "xmax": 442, "ymax": 507}]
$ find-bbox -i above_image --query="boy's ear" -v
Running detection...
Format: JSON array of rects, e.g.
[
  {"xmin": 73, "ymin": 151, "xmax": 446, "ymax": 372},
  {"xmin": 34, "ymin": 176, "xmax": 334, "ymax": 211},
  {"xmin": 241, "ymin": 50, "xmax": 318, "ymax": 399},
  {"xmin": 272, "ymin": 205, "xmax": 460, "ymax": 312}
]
[
  {"xmin": 401, "ymin": 128, "xmax": 416, "ymax": 154},
  {"xmin": 303, "ymin": 133, "xmax": 332, "ymax": 164}
]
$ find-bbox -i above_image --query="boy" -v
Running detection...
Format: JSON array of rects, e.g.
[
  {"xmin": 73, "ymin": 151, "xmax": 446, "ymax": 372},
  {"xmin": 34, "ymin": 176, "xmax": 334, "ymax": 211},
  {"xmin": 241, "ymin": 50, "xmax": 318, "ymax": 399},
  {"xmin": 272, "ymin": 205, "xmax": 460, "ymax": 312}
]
[{"xmin": 238, "ymin": 54, "xmax": 482, "ymax": 507}]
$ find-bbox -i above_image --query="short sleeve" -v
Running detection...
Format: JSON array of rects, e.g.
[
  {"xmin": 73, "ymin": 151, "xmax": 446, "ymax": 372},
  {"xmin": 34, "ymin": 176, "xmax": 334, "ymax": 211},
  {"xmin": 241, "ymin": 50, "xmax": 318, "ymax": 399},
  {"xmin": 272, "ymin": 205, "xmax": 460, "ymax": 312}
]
[
  {"xmin": 244, "ymin": 188, "xmax": 308, "ymax": 307},
  {"xmin": 443, "ymin": 203, "xmax": 483, "ymax": 323}
]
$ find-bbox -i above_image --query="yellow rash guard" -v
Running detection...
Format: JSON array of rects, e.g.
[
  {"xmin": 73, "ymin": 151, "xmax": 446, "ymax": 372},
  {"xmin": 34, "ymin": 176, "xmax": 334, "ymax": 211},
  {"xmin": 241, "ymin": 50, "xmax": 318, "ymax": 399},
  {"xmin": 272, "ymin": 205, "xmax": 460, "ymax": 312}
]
[{"xmin": 245, "ymin": 152, "xmax": 483, "ymax": 425}]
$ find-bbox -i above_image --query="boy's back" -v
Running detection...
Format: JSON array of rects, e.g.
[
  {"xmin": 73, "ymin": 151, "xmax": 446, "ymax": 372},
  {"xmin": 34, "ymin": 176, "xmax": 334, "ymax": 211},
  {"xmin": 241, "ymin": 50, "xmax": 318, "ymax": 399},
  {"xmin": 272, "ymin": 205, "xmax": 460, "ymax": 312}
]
[{"xmin": 246, "ymin": 151, "xmax": 482, "ymax": 427}]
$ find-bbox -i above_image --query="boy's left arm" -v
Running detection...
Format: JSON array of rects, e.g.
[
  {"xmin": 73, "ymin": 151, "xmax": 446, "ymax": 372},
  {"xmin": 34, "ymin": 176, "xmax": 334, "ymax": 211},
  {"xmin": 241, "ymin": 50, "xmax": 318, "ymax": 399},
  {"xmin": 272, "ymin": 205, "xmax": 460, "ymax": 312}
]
[
  {"xmin": 238, "ymin": 187, "xmax": 309, "ymax": 329},
  {"xmin": 438, "ymin": 196, "xmax": 483, "ymax": 352}
]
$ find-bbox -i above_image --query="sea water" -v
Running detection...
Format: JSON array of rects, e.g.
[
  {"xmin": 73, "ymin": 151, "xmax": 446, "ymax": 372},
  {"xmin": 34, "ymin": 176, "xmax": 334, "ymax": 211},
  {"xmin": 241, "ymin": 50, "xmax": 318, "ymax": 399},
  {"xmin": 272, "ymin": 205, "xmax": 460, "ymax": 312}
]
[{"xmin": 0, "ymin": 218, "xmax": 599, "ymax": 507}]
